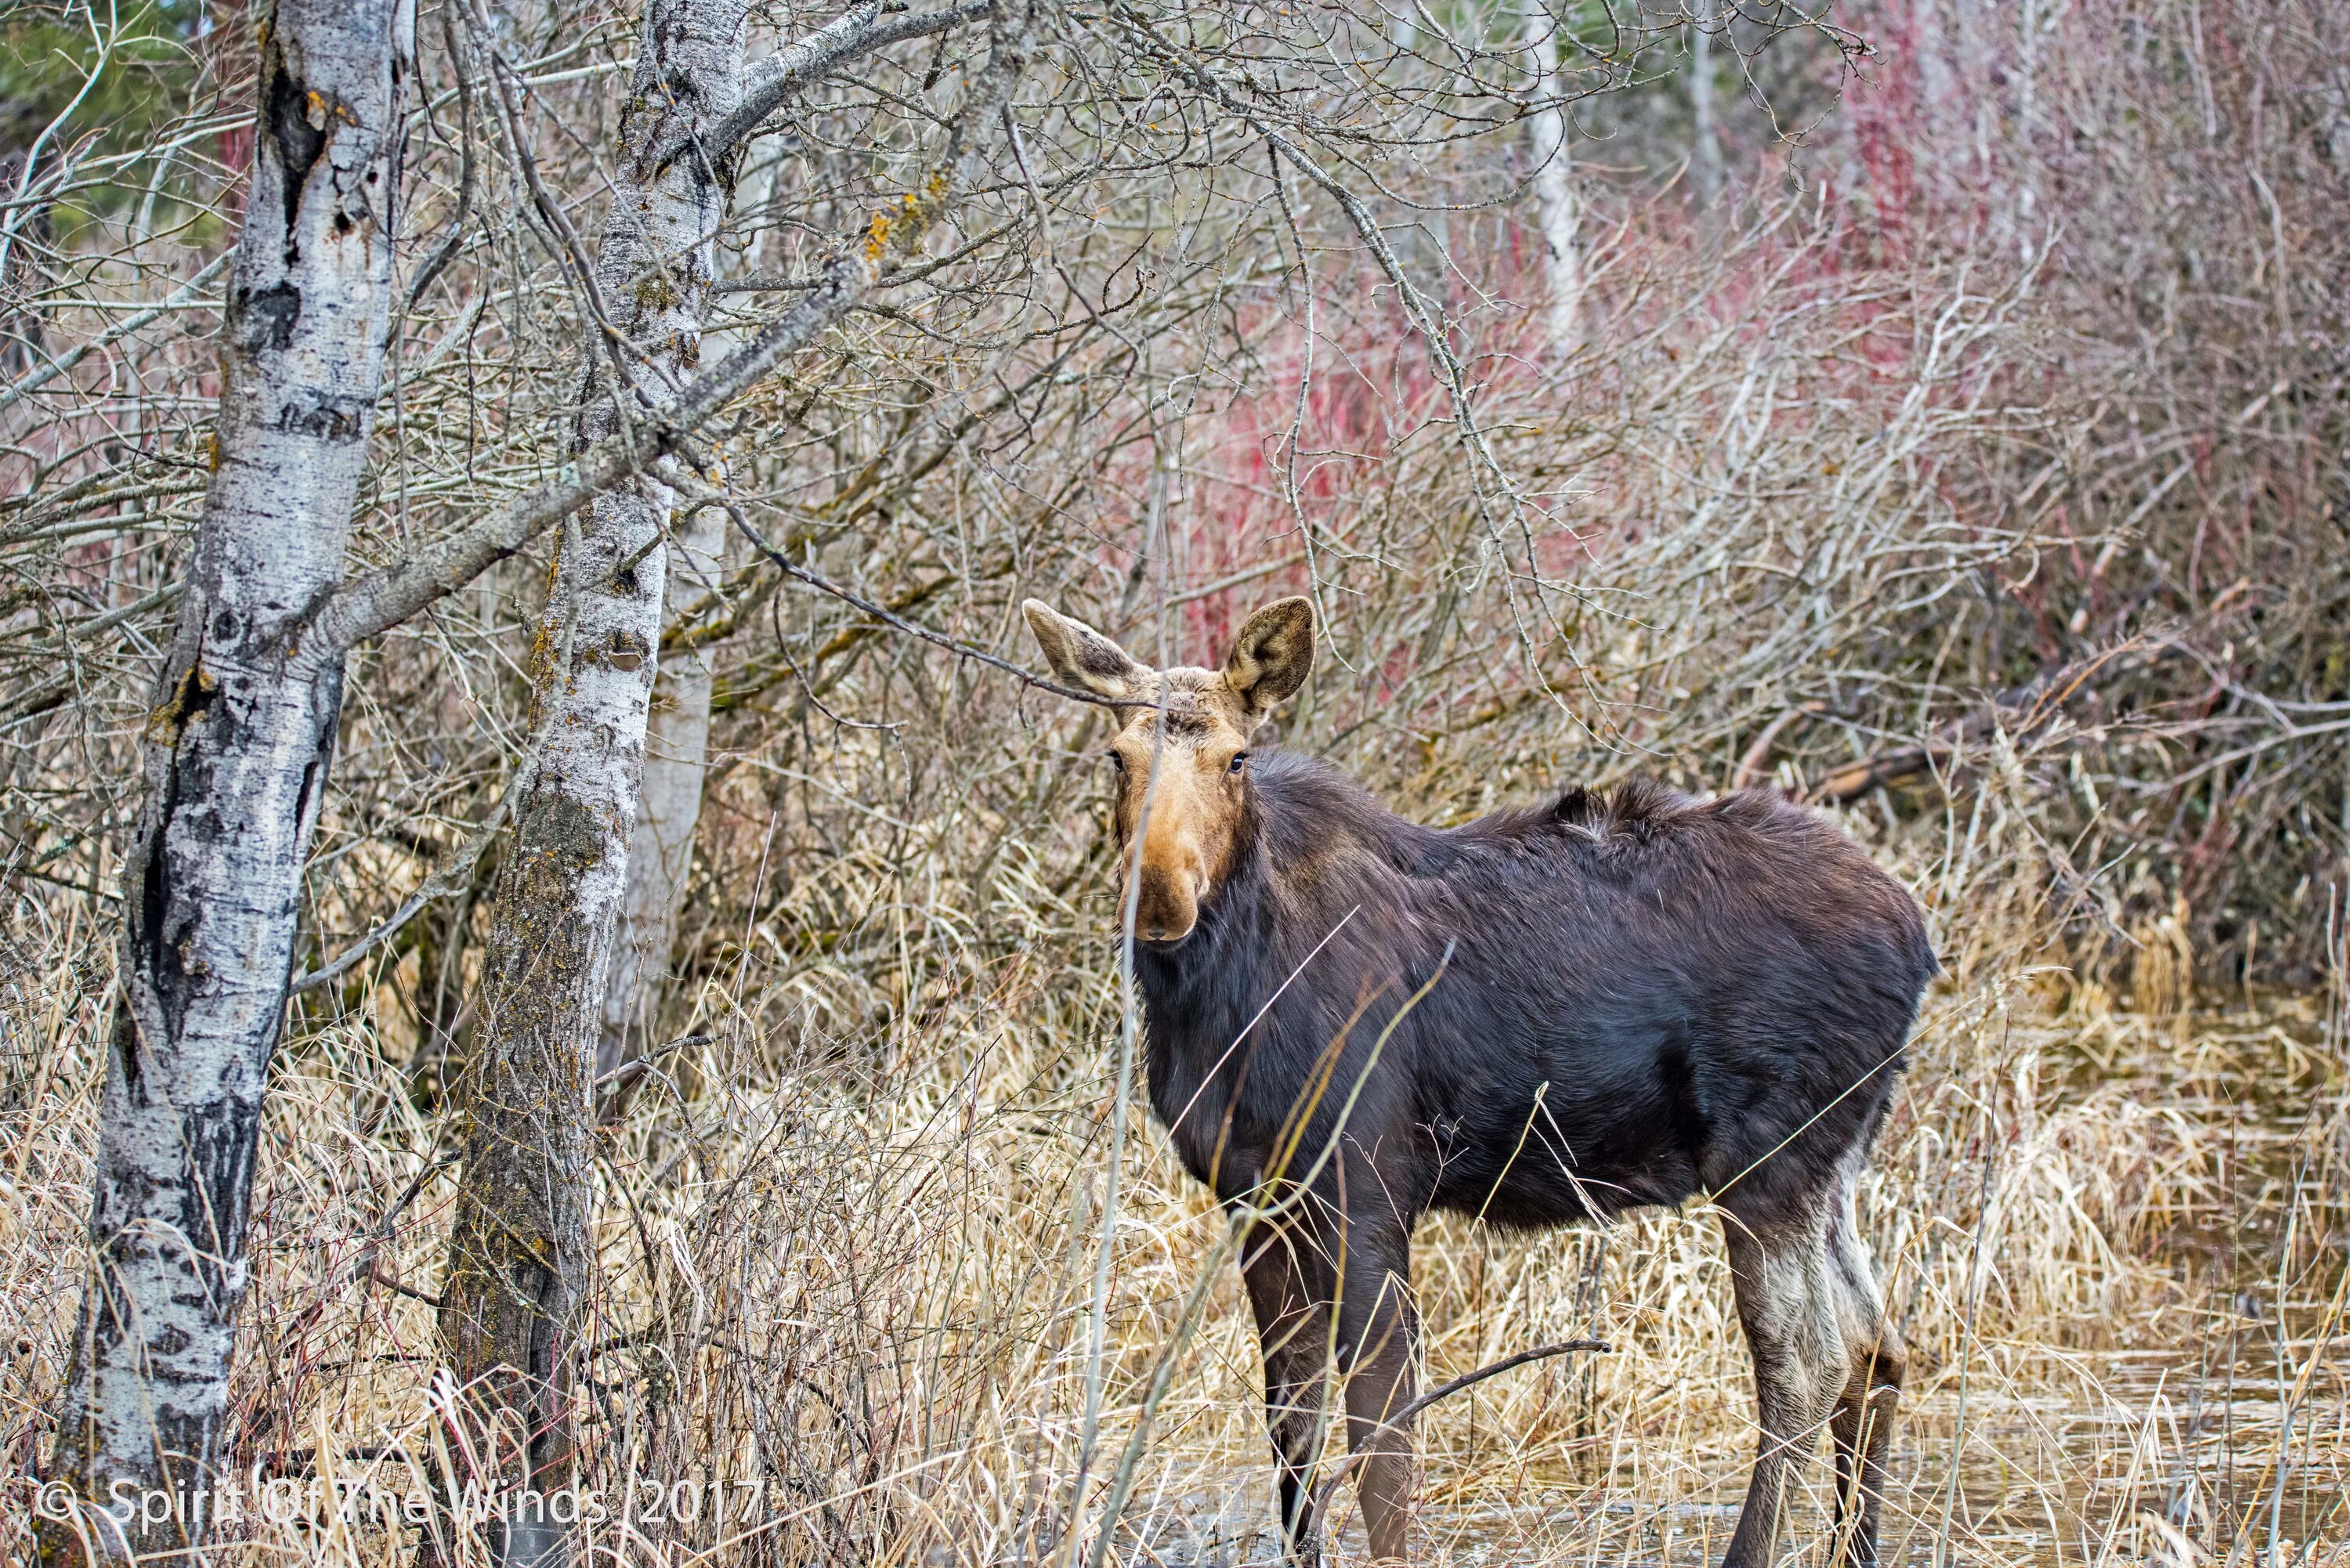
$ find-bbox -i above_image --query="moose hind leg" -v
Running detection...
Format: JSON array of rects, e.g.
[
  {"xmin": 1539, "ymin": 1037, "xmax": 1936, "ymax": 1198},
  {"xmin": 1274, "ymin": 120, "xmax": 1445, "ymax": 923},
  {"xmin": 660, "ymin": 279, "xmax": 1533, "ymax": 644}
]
[
  {"xmin": 1244, "ymin": 1224, "xmax": 1335, "ymax": 1567},
  {"xmin": 1827, "ymin": 1176, "xmax": 1905, "ymax": 1567},
  {"xmin": 1721, "ymin": 1214, "xmax": 1849, "ymax": 1568}
]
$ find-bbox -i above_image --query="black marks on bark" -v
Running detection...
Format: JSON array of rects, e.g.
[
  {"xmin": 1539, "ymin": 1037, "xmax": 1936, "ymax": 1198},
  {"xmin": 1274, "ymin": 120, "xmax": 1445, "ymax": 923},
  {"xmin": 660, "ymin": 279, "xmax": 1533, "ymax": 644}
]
[
  {"xmin": 263, "ymin": 55, "xmax": 326, "ymax": 263},
  {"xmin": 135, "ymin": 797, "xmax": 190, "ymax": 1057},
  {"xmin": 183, "ymin": 1097, "xmax": 265, "ymax": 1266},
  {"xmin": 274, "ymin": 387, "xmax": 373, "ymax": 441},
  {"xmin": 290, "ymin": 665, "xmax": 345, "ymax": 847},
  {"xmin": 110, "ymin": 1004, "xmax": 146, "ymax": 1103},
  {"xmin": 134, "ymin": 658, "xmax": 232, "ymax": 1053},
  {"xmin": 235, "ymin": 280, "xmax": 303, "ymax": 354}
]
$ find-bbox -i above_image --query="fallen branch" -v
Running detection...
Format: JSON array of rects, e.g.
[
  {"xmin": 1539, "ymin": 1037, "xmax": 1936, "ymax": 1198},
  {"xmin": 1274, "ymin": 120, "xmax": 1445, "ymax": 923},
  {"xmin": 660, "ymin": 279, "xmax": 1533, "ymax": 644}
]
[{"xmin": 1304, "ymin": 1338, "xmax": 1611, "ymax": 1540}]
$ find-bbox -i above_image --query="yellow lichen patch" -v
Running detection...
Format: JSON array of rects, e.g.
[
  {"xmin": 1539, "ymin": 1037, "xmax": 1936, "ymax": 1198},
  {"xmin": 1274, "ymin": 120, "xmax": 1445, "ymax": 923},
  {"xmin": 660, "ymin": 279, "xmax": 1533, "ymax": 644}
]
[
  {"xmin": 864, "ymin": 211, "xmax": 893, "ymax": 264},
  {"xmin": 144, "ymin": 661, "xmax": 218, "ymax": 742},
  {"xmin": 634, "ymin": 274, "xmax": 680, "ymax": 316},
  {"xmin": 298, "ymin": 88, "xmax": 358, "ymax": 128},
  {"xmin": 526, "ymin": 619, "xmax": 561, "ymax": 686}
]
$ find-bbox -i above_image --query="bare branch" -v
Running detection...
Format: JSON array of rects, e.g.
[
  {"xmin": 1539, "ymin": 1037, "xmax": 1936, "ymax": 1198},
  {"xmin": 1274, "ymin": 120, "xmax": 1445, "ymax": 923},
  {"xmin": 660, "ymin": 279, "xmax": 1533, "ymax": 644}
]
[
  {"xmin": 310, "ymin": 5, "xmax": 1031, "ymax": 656},
  {"xmin": 684, "ymin": 0, "xmax": 1003, "ymax": 169}
]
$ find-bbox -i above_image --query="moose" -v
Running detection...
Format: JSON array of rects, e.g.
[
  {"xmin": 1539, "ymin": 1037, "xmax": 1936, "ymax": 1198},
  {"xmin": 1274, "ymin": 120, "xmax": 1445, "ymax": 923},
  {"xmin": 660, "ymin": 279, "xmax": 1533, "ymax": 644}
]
[{"xmin": 1024, "ymin": 595, "xmax": 1937, "ymax": 1568}]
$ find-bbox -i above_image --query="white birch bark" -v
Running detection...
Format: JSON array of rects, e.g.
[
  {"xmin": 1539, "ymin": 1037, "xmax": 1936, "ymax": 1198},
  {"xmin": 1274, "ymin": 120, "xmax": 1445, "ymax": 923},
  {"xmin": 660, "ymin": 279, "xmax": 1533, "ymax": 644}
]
[
  {"xmin": 41, "ymin": 0, "xmax": 410, "ymax": 1557},
  {"xmin": 1520, "ymin": 0, "xmax": 1584, "ymax": 355},
  {"xmin": 595, "ymin": 128, "xmax": 783, "ymax": 1078},
  {"xmin": 1689, "ymin": 0, "xmax": 1724, "ymax": 209},
  {"xmin": 433, "ymin": 2, "xmax": 750, "ymax": 1561},
  {"xmin": 596, "ymin": 500, "xmax": 723, "ymax": 1077},
  {"xmin": 591, "ymin": 3, "xmax": 1018, "ymax": 1086}
]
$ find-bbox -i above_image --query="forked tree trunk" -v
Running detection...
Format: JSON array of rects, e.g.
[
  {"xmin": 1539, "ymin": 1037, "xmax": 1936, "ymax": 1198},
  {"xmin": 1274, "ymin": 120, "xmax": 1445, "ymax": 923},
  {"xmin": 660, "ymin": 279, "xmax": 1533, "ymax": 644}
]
[
  {"xmin": 432, "ymin": 2, "xmax": 749, "ymax": 1562},
  {"xmin": 1520, "ymin": 0, "xmax": 1583, "ymax": 355},
  {"xmin": 595, "ymin": 493, "xmax": 724, "ymax": 1078},
  {"xmin": 39, "ymin": 0, "xmax": 408, "ymax": 1559}
]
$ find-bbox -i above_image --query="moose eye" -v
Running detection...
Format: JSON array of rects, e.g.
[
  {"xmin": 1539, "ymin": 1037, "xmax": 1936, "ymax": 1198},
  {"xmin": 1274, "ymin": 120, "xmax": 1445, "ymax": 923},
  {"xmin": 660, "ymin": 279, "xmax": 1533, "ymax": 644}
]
[{"xmin": 1229, "ymin": 751, "xmax": 1250, "ymax": 774}]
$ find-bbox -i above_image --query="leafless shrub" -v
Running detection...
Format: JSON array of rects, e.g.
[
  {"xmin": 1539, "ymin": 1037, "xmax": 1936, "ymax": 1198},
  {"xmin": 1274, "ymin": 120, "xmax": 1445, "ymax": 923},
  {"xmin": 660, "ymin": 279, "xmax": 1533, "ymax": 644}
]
[{"xmin": 2, "ymin": 0, "xmax": 2347, "ymax": 1559}]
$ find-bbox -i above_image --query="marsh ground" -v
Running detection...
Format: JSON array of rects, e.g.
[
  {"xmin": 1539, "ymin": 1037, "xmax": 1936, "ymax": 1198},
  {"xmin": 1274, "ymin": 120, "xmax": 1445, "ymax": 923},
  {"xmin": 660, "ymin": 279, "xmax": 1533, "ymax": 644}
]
[{"xmin": 5, "ymin": 928, "xmax": 2344, "ymax": 1566}]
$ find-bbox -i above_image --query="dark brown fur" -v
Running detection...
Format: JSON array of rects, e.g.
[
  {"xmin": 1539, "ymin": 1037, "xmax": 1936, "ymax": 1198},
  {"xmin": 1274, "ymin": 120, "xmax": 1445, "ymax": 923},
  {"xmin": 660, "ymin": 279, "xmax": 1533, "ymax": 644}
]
[{"xmin": 1028, "ymin": 600, "xmax": 1933, "ymax": 1566}]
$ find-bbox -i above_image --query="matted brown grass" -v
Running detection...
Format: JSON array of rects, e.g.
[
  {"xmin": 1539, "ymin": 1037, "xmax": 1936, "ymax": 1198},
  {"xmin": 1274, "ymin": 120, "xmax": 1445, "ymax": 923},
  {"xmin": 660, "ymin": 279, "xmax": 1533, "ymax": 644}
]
[{"xmin": 4, "ymin": 847, "xmax": 2345, "ymax": 1566}]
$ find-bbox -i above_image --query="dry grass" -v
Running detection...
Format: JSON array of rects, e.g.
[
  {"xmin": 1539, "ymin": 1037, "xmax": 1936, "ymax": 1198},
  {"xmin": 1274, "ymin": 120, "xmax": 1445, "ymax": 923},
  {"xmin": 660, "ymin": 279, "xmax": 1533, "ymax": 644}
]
[
  {"xmin": 5, "ymin": 0, "xmax": 2348, "ymax": 1559},
  {"xmin": 4, "ymin": 807, "xmax": 2345, "ymax": 1566}
]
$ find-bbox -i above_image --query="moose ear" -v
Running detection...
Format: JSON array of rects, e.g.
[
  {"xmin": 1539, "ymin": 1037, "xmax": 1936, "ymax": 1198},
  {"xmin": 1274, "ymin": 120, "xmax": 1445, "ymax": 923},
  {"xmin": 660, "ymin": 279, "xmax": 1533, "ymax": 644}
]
[
  {"xmin": 1222, "ymin": 596, "xmax": 1316, "ymax": 718},
  {"xmin": 1023, "ymin": 600, "xmax": 1150, "ymax": 702}
]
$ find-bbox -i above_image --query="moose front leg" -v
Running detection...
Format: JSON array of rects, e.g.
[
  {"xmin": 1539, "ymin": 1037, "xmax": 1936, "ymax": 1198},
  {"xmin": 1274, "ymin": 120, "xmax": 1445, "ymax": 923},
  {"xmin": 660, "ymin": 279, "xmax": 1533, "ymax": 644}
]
[
  {"xmin": 1335, "ymin": 1227, "xmax": 1418, "ymax": 1565},
  {"xmin": 1243, "ymin": 1220, "xmax": 1336, "ymax": 1566}
]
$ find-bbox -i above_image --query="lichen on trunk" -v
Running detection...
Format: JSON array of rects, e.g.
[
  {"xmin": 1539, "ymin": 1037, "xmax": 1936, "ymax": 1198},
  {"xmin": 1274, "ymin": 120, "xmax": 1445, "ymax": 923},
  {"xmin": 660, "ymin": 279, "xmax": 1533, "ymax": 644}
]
[{"xmin": 430, "ymin": 2, "xmax": 752, "ymax": 1562}]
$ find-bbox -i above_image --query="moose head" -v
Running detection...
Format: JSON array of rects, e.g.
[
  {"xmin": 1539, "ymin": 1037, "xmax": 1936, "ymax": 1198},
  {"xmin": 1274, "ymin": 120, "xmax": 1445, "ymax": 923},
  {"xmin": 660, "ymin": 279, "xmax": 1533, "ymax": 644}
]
[{"xmin": 1023, "ymin": 596, "xmax": 1315, "ymax": 944}]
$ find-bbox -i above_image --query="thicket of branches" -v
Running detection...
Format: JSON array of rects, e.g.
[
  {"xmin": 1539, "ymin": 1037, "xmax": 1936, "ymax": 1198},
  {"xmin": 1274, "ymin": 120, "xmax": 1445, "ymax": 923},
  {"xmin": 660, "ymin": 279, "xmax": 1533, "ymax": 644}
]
[
  {"xmin": 5, "ymin": 0, "xmax": 2345, "ymax": 1007},
  {"xmin": 2, "ymin": 0, "xmax": 2347, "ymax": 1559}
]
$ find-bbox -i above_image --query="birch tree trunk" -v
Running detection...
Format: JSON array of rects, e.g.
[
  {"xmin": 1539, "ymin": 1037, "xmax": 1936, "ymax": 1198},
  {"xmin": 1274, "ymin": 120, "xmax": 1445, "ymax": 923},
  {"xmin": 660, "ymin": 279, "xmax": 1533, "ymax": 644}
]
[
  {"xmin": 592, "ymin": 120, "xmax": 794, "ymax": 1081},
  {"xmin": 432, "ymin": 2, "xmax": 749, "ymax": 1561},
  {"xmin": 595, "ymin": 504, "xmax": 722, "ymax": 1078},
  {"xmin": 595, "ymin": 132, "xmax": 782, "ymax": 1078},
  {"xmin": 39, "ymin": 0, "xmax": 408, "ymax": 1559},
  {"xmin": 1689, "ymin": 0, "xmax": 1724, "ymax": 210},
  {"xmin": 1520, "ymin": 0, "xmax": 1584, "ymax": 356}
]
